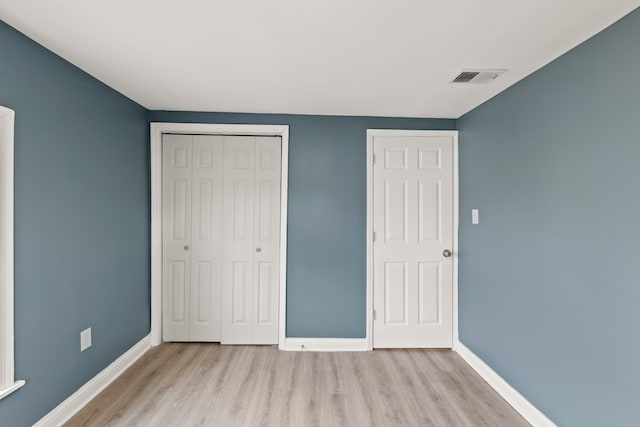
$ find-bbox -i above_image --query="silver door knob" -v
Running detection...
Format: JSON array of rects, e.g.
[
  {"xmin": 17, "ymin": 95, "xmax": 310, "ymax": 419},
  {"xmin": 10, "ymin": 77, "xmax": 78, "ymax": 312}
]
[
  {"xmin": 443, "ymin": 249, "xmax": 452, "ymax": 258},
  {"xmin": 256, "ymin": 247, "xmax": 262, "ymax": 253},
  {"xmin": 184, "ymin": 245, "xmax": 189, "ymax": 251}
]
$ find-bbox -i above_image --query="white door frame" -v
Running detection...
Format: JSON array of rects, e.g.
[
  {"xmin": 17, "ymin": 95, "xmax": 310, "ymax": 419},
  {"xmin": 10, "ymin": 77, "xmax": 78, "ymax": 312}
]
[
  {"xmin": 366, "ymin": 129, "xmax": 459, "ymax": 350},
  {"xmin": 150, "ymin": 122, "xmax": 289, "ymax": 349}
]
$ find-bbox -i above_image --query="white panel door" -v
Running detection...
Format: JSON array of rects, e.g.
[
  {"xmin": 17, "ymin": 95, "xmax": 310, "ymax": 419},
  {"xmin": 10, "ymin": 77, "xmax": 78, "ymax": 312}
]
[
  {"xmin": 221, "ymin": 136, "xmax": 256, "ymax": 344},
  {"xmin": 162, "ymin": 134, "xmax": 193, "ymax": 341},
  {"xmin": 162, "ymin": 134, "xmax": 224, "ymax": 342},
  {"xmin": 373, "ymin": 134, "xmax": 454, "ymax": 348},
  {"xmin": 222, "ymin": 136, "xmax": 281, "ymax": 344},
  {"xmin": 189, "ymin": 135, "xmax": 224, "ymax": 341},
  {"xmin": 252, "ymin": 137, "xmax": 281, "ymax": 344},
  {"xmin": 163, "ymin": 134, "xmax": 281, "ymax": 344}
]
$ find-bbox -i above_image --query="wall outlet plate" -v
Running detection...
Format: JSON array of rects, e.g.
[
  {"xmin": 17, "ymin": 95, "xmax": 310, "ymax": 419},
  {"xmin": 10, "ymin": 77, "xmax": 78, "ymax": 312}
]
[
  {"xmin": 80, "ymin": 327, "xmax": 92, "ymax": 352},
  {"xmin": 472, "ymin": 209, "xmax": 479, "ymax": 225}
]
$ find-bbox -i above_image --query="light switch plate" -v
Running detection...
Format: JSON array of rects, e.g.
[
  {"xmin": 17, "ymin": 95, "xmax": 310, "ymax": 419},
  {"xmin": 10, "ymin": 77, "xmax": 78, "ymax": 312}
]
[
  {"xmin": 472, "ymin": 209, "xmax": 479, "ymax": 225},
  {"xmin": 80, "ymin": 327, "xmax": 92, "ymax": 352}
]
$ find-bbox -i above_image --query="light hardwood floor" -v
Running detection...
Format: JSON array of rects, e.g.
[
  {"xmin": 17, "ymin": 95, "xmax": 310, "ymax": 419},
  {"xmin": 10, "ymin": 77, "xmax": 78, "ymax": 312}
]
[{"xmin": 66, "ymin": 344, "xmax": 529, "ymax": 427}]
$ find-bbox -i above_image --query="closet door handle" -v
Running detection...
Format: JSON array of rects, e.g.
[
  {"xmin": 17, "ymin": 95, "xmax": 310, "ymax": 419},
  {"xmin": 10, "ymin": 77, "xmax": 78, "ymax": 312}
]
[
  {"xmin": 184, "ymin": 245, "xmax": 189, "ymax": 251},
  {"xmin": 256, "ymin": 247, "xmax": 262, "ymax": 253}
]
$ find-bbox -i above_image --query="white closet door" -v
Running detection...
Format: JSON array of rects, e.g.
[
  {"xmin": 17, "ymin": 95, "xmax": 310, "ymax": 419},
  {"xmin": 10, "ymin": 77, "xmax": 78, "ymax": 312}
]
[
  {"xmin": 163, "ymin": 134, "xmax": 281, "ymax": 344},
  {"xmin": 189, "ymin": 135, "xmax": 224, "ymax": 341},
  {"xmin": 373, "ymin": 134, "xmax": 454, "ymax": 348},
  {"xmin": 162, "ymin": 134, "xmax": 224, "ymax": 342},
  {"xmin": 252, "ymin": 137, "xmax": 281, "ymax": 344},
  {"xmin": 221, "ymin": 136, "xmax": 257, "ymax": 344},
  {"xmin": 162, "ymin": 134, "xmax": 193, "ymax": 341},
  {"xmin": 222, "ymin": 136, "xmax": 281, "ymax": 344}
]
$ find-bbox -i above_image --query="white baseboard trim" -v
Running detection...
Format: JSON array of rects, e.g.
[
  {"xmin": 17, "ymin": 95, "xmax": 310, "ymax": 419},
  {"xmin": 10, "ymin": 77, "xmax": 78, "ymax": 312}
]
[
  {"xmin": 34, "ymin": 334, "xmax": 151, "ymax": 427},
  {"xmin": 454, "ymin": 341, "xmax": 556, "ymax": 427},
  {"xmin": 281, "ymin": 338, "xmax": 369, "ymax": 352}
]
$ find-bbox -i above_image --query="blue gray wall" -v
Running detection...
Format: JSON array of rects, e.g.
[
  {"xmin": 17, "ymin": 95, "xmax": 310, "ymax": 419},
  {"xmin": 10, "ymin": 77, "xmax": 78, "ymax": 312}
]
[
  {"xmin": 0, "ymin": 21, "xmax": 150, "ymax": 426},
  {"xmin": 458, "ymin": 8, "xmax": 640, "ymax": 427},
  {"xmin": 6, "ymin": 4, "xmax": 637, "ymax": 424},
  {"xmin": 149, "ymin": 111, "xmax": 455, "ymax": 338}
]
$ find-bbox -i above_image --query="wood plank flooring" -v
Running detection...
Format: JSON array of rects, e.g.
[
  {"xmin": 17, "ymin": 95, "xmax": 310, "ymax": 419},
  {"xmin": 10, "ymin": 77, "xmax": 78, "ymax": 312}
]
[{"xmin": 66, "ymin": 343, "xmax": 529, "ymax": 427}]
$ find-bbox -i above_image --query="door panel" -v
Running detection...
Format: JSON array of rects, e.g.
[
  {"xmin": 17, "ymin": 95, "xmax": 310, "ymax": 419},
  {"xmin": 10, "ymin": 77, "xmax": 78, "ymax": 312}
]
[
  {"xmin": 171, "ymin": 180, "xmax": 188, "ymax": 240},
  {"xmin": 193, "ymin": 261, "xmax": 211, "ymax": 323},
  {"xmin": 164, "ymin": 134, "xmax": 281, "ymax": 345},
  {"xmin": 257, "ymin": 262, "xmax": 273, "ymax": 324},
  {"xmin": 418, "ymin": 262, "xmax": 440, "ymax": 324},
  {"xmin": 222, "ymin": 136, "xmax": 281, "ymax": 344},
  {"xmin": 373, "ymin": 134, "xmax": 453, "ymax": 348},
  {"xmin": 189, "ymin": 135, "xmax": 223, "ymax": 341},
  {"xmin": 162, "ymin": 134, "xmax": 192, "ymax": 341},
  {"xmin": 258, "ymin": 181, "xmax": 275, "ymax": 241},
  {"xmin": 384, "ymin": 181, "xmax": 408, "ymax": 243},
  {"xmin": 252, "ymin": 137, "xmax": 281, "ymax": 344},
  {"xmin": 384, "ymin": 262, "xmax": 408, "ymax": 324},
  {"xmin": 169, "ymin": 261, "xmax": 187, "ymax": 322},
  {"xmin": 163, "ymin": 135, "xmax": 223, "ymax": 342},
  {"xmin": 232, "ymin": 261, "xmax": 249, "ymax": 324},
  {"xmin": 233, "ymin": 180, "xmax": 251, "ymax": 241},
  {"xmin": 222, "ymin": 136, "xmax": 256, "ymax": 344},
  {"xmin": 418, "ymin": 181, "xmax": 441, "ymax": 242}
]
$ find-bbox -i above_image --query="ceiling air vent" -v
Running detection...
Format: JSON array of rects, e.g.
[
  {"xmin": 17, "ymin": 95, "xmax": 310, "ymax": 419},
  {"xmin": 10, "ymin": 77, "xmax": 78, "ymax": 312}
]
[{"xmin": 451, "ymin": 69, "xmax": 506, "ymax": 84}]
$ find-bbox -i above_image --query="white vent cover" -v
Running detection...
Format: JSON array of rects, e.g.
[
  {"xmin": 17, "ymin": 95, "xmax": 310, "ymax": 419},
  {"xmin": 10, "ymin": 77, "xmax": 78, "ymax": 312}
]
[{"xmin": 451, "ymin": 69, "xmax": 506, "ymax": 84}]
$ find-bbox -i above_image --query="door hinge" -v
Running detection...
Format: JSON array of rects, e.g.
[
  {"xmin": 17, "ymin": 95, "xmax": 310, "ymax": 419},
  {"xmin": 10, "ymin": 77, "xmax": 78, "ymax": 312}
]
[
  {"xmin": 373, "ymin": 153, "xmax": 376, "ymax": 164},
  {"xmin": 373, "ymin": 231, "xmax": 377, "ymax": 242},
  {"xmin": 373, "ymin": 310, "xmax": 377, "ymax": 321}
]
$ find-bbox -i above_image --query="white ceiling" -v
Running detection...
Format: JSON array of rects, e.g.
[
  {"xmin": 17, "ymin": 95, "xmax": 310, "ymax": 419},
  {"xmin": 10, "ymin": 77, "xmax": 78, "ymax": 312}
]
[{"xmin": 1, "ymin": 1, "xmax": 638, "ymax": 118}]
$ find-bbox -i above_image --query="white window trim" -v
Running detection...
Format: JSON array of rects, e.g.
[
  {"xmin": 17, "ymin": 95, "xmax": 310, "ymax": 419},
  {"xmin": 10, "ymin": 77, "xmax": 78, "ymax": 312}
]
[{"xmin": 0, "ymin": 106, "xmax": 25, "ymax": 400}]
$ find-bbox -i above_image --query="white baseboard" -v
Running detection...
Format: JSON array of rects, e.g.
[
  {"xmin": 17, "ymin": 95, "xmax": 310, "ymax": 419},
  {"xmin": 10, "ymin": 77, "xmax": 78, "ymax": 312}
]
[
  {"xmin": 281, "ymin": 338, "xmax": 369, "ymax": 352},
  {"xmin": 34, "ymin": 334, "xmax": 151, "ymax": 427},
  {"xmin": 454, "ymin": 341, "xmax": 556, "ymax": 427}
]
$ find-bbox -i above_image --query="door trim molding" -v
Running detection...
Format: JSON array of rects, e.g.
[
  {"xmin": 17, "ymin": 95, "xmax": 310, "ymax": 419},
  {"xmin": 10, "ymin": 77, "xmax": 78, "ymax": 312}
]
[
  {"xmin": 365, "ymin": 129, "xmax": 459, "ymax": 350},
  {"xmin": 150, "ymin": 123, "xmax": 290, "ymax": 348}
]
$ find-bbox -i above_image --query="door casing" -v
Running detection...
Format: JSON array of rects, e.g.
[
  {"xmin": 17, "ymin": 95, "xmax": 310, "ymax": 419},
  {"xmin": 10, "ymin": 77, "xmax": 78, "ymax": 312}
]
[
  {"xmin": 366, "ymin": 129, "xmax": 459, "ymax": 350},
  {"xmin": 150, "ymin": 123, "xmax": 289, "ymax": 349}
]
